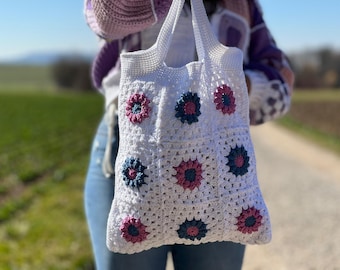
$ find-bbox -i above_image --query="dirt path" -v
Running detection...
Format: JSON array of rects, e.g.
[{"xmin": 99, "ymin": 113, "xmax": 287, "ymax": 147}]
[
  {"xmin": 242, "ymin": 122, "xmax": 340, "ymax": 270},
  {"xmin": 166, "ymin": 122, "xmax": 340, "ymax": 270}
]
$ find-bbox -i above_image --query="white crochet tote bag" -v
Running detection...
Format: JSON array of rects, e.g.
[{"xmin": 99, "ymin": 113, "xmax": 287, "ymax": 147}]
[{"xmin": 107, "ymin": 0, "xmax": 271, "ymax": 254}]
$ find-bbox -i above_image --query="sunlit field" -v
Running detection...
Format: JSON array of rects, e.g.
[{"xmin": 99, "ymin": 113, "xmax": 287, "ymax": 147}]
[
  {"xmin": 278, "ymin": 89, "xmax": 340, "ymax": 155},
  {"xmin": 0, "ymin": 80, "xmax": 103, "ymax": 269},
  {"xmin": 0, "ymin": 65, "xmax": 339, "ymax": 269}
]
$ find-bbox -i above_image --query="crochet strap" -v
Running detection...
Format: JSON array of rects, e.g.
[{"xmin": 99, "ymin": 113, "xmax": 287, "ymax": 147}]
[
  {"xmin": 156, "ymin": 0, "xmax": 220, "ymax": 62},
  {"xmin": 119, "ymin": 0, "xmax": 242, "ymax": 78},
  {"xmin": 190, "ymin": 0, "xmax": 221, "ymax": 61}
]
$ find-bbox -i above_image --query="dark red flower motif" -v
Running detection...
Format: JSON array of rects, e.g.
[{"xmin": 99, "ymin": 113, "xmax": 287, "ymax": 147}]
[
  {"xmin": 173, "ymin": 159, "xmax": 203, "ymax": 190},
  {"xmin": 236, "ymin": 207, "xmax": 262, "ymax": 234},
  {"xmin": 126, "ymin": 93, "xmax": 151, "ymax": 124},
  {"xmin": 120, "ymin": 216, "xmax": 149, "ymax": 243},
  {"xmin": 214, "ymin": 84, "xmax": 236, "ymax": 115}
]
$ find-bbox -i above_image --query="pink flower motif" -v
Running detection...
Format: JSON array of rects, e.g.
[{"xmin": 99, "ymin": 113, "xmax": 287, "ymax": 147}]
[
  {"xmin": 173, "ymin": 159, "xmax": 203, "ymax": 190},
  {"xmin": 236, "ymin": 207, "xmax": 263, "ymax": 234},
  {"xmin": 126, "ymin": 93, "xmax": 151, "ymax": 124},
  {"xmin": 120, "ymin": 216, "xmax": 149, "ymax": 243},
  {"xmin": 214, "ymin": 84, "xmax": 236, "ymax": 115}
]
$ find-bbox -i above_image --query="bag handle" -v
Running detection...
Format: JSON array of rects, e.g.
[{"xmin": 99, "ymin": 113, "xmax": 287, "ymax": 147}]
[{"xmin": 155, "ymin": 0, "xmax": 221, "ymax": 63}]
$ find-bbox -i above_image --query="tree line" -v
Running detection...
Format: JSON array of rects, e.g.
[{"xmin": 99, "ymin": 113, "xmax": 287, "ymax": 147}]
[
  {"xmin": 51, "ymin": 56, "xmax": 94, "ymax": 92},
  {"xmin": 50, "ymin": 47, "xmax": 340, "ymax": 91},
  {"xmin": 289, "ymin": 47, "xmax": 340, "ymax": 89}
]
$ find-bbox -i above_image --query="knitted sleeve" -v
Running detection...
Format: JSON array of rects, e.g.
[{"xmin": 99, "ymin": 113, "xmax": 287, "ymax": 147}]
[
  {"xmin": 245, "ymin": 0, "xmax": 295, "ymax": 125},
  {"xmin": 84, "ymin": 0, "xmax": 172, "ymax": 40}
]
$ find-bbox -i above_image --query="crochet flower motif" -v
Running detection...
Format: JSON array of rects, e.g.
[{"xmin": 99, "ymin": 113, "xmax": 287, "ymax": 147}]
[
  {"xmin": 177, "ymin": 218, "xmax": 208, "ymax": 241},
  {"xmin": 175, "ymin": 92, "xmax": 201, "ymax": 124},
  {"xmin": 214, "ymin": 84, "xmax": 236, "ymax": 115},
  {"xmin": 173, "ymin": 159, "xmax": 203, "ymax": 190},
  {"xmin": 122, "ymin": 157, "xmax": 148, "ymax": 189},
  {"xmin": 120, "ymin": 216, "xmax": 149, "ymax": 243},
  {"xmin": 226, "ymin": 145, "xmax": 250, "ymax": 176},
  {"xmin": 126, "ymin": 93, "xmax": 151, "ymax": 124},
  {"xmin": 236, "ymin": 207, "xmax": 263, "ymax": 234}
]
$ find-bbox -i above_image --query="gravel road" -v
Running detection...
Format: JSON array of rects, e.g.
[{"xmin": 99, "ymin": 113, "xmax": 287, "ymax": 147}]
[
  {"xmin": 243, "ymin": 123, "xmax": 340, "ymax": 270},
  {"xmin": 167, "ymin": 122, "xmax": 340, "ymax": 270}
]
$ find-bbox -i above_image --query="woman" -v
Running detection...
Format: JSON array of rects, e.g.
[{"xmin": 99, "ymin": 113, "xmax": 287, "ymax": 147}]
[{"xmin": 83, "ymin": 0, "xmax": 294, "ymax": 269}]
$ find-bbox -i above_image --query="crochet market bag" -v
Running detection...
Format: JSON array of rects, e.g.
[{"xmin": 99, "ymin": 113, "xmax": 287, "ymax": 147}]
[{"xmin": 107, "ymin": 0, "xmax": 271, "ymax": 254}]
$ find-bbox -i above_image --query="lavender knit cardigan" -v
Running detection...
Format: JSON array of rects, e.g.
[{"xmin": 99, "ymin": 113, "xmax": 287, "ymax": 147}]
[{"xmin": 84, "ymin": 0, "xmax": 295, "ymax": 125}]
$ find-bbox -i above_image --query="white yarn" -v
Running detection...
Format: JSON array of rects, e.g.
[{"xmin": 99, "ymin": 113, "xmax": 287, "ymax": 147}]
[{"xmin": 107, "ymin": 0, "xmax": 271, "ymax": 254}]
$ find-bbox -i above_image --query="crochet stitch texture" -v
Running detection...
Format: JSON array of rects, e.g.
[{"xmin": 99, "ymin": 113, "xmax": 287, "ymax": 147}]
[
  {"xmin": 90, "ymin": 0, "xmax": 172, "ymax": 39},
  {"xmin": 107, "ymin": 0, "xmax": 271, "ymax": 254}
]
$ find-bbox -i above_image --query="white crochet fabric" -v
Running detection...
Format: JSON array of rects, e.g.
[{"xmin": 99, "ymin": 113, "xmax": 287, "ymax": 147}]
[{"xmin": 107, "ymin": 0, "xmax": 271, "ymax": 254}]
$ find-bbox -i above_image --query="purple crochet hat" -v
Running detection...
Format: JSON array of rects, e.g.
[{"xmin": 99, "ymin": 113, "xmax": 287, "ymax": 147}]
[{"xmin": 85, "ymin": 0, "xmax": 172, "ymax": 40}]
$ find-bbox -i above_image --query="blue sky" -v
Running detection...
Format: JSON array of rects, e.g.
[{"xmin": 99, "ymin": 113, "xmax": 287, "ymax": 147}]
[
  {"xmin": 260, "ymin": 0, "xmax": 340, "ymax": 52},
  {"xmin": 0, "ymin": 0, "xmax": 339, "ymax": 61},
  {"xmin": 0, "ymin": 0, "xmax": 97, "ymax": 61}
]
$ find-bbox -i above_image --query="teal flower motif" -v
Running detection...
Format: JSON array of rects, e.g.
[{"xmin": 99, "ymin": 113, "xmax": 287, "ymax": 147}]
[
  {"xmin": 226, "ymin": 145, "xmax": 250, "ymax": 176},
  {"xmin": 122, "ymin": 157, "xmax": 148, "ymax": 189},
  {"xmin": 177, "ymin": 218, "xmax": 208, "ymax": 241},
  {"xmin": 175, "ymin": 92, "xmax": 201, "ymax": 124}
]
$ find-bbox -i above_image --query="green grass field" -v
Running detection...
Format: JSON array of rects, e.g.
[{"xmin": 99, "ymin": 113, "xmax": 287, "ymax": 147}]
[
  {"xmin": 0, "ymin": 90, "xmax": 103, "ymax": 269},
  {"xmin": 0, "ymin": 65, "xmax": 53, "ymax": 91},
  {"xmin": 0, "ymin": 65, "xmax": 339, "ymax": 269},
  {"xmin": 277, "ymin": 89, "xmax": 340, "ymax": 155}
]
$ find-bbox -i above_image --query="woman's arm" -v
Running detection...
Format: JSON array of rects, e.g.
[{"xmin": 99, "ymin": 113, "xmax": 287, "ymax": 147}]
[
  {"xmin": 245, "ymin": 0, "xmax": 295, "ymax": 125},
  {"xmin": 84, "ymin": 0, "xmax": 172, "ymax": 40}
]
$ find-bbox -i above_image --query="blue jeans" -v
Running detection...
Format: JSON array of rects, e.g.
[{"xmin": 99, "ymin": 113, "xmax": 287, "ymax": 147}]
[{"xmin": 84, "ymin": 118, "xmax": 245, "ymax": 270}]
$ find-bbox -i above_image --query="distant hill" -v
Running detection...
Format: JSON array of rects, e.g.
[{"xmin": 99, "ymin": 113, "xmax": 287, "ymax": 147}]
[{"xmin": 0, "ymin": 51, "xmax": 95, "ymax": 66}]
